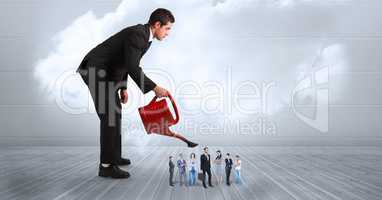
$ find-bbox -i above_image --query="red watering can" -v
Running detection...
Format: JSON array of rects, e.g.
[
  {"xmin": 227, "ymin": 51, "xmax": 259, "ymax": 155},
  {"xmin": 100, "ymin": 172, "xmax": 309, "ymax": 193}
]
[{"xmin": 138, "ymin": 93, "xmax": 198, "ymax": 148}]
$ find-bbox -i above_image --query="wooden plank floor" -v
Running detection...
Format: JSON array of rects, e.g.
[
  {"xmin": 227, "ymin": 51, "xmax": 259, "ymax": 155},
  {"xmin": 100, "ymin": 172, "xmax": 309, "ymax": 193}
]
[{"xmin": 0, "ymin": 146, "xmax": 382, "ymax": 200}]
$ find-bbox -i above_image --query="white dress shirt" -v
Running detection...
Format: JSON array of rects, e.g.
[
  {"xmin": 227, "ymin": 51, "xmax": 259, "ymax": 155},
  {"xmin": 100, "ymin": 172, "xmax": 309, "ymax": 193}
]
[{"xmin": 149, "ymin": 26, "xmax": 154, "ymax": 42}]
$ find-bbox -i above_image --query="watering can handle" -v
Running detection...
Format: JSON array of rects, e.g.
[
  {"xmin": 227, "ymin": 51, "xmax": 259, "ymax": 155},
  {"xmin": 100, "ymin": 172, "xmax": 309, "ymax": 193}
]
[
  {"xmin": 167, "ymin": 93, "xmax": 180, "ymax": 124},
  {"xmin": 149, "ymin": 93, "xmax": 180, "ymax": 124}
]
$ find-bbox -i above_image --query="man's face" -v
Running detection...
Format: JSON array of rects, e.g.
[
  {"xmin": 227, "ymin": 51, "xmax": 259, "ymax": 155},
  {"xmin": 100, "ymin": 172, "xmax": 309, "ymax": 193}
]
[{"xmin": 153, "ymin": 21, "xmax": 173, "ymax": 41}]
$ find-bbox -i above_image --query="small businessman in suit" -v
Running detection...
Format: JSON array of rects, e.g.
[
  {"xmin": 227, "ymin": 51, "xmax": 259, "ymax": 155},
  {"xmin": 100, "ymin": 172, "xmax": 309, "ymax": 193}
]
[
  {"xmin": 200, "ymin": 147, "xmax": 214, "ymax": 188},
  {"xmin": 169, "ymin": 156, "xmax": 175, "ymax": 186},
  {"xmin": 77, "ymin": 8, "xmax": 174, "ymax": 179},
  {"xmin": 225, "ymin": 153, "xmax": 233, "ymax": 185}
]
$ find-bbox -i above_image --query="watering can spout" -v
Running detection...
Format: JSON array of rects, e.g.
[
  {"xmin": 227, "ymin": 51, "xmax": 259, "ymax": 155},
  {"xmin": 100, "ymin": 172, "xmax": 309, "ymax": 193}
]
[
  {"xmin": 162, "ymin": 128, "xmax": 198, "ymax": 148},
  {"xmin": 138, "ymin": 93, "xmax": 198, "ymax": 148}
]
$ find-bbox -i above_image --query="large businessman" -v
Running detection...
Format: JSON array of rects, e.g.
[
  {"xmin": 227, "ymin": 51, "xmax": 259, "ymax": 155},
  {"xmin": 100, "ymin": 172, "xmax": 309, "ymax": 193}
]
[{"xmin": 77, "ymin": 8, "xmax": 174, "ymax": 179}]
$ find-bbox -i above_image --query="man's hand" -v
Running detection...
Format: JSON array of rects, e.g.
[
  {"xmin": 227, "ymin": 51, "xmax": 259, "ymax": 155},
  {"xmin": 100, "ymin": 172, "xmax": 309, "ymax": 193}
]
[
  {"xmin": 153, "ymin": 85, "xmax": 169, "ymax": 98},
  {"xmin": 120, "ymin": 89, "xmax": 128, "ymax": 104}
]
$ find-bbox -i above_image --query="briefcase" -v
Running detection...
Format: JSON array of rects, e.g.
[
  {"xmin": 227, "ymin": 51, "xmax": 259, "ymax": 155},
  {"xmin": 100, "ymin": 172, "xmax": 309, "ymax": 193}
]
[{"xmin": 198, "ymin": 172, "xmax": 204, "ymax": 181}]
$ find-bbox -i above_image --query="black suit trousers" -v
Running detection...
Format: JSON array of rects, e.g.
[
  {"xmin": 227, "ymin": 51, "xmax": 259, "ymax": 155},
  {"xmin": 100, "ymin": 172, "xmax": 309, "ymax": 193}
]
[
  {"xmin": 202, "ymin": 168, "xmax": 212, "ymax": 186},
  {"xmin": 225, "ymin": 167, "xmax": 232, "ymax": 184},
  {"xmin": 79, "ymin": 66, "xmax": 124, "ymax": 164}
]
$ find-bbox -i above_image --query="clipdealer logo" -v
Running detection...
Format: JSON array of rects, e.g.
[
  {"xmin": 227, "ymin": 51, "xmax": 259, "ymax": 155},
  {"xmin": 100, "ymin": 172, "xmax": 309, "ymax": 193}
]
[{"xmin": 291, "ymin": 66, "xmax": 329, "ymax": 133}]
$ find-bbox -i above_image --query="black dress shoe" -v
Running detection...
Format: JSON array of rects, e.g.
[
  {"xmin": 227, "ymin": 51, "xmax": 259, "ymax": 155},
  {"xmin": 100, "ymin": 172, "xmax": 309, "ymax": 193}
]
[
  {"xmin": 209, "ymin": 184, "xmax": 214, "ymax": 187},
  {"xmin": 117, "ymin": 158, "xmax": 131, "ymax": 166},
  {"xmin": 98, "ymin": 164, "xmax": 130, "ymax": 179}
]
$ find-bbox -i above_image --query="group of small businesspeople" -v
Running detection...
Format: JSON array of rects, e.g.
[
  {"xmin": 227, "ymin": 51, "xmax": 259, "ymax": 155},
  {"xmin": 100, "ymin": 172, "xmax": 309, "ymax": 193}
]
[{"xmin": 168, "ymin": 147, "xmax": 243, "ymax": 188}]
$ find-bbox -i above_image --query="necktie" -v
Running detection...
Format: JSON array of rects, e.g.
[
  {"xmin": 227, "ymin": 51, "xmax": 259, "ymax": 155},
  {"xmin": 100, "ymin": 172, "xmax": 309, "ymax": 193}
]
[{"xmin": 142, "ymin": 41, "xmax": 152, "ymax": 56}]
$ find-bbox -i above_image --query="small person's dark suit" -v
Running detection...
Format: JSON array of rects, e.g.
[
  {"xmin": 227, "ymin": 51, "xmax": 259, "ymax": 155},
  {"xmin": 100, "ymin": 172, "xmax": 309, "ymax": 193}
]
[
  {"xmin": 200, "ymin": 153, "xmax": 213, "ymax": 187},
  {"xmin": 77, "ymin": 23, "xmax": 156, "ymax": 164},
  {"xmin": 169, "ymin": 159, "xmax": 175, "ymax": 186},
  {"xmin": 225, "ymin": 158, "xmax": 233, "ymax": 185}
]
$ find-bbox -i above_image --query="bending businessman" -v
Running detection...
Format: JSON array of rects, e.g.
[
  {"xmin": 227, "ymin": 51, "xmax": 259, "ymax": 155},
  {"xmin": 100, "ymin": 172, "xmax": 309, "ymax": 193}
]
[{"xmin": 77, "ymin": 8, "xmax": 174, "ymax": 179}]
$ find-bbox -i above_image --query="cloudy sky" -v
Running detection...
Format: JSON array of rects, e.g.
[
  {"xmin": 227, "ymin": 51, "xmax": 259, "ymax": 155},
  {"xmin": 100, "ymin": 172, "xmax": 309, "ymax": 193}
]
[{"xmin": 1, "ymin": 0, "xmax": 381, "ymax": 146}]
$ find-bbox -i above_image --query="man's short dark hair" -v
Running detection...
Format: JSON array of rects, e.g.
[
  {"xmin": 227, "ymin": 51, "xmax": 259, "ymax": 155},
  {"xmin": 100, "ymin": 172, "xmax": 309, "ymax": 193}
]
[{"xmin": 148, "ymin": 8, "xmax": 175, "ymax": 26}]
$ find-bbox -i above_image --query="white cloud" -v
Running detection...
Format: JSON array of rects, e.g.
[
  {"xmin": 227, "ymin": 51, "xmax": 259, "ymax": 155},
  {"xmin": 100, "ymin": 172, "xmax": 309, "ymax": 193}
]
[{"xmin": 33, "ymin": 0, "xmax": 347, "ymax": 120}]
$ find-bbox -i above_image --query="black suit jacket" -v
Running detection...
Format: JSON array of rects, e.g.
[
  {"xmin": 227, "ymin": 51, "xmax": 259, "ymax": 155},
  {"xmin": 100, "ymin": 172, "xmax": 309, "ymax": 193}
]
[
  {"xmin": 225, "ymin": 158, "xmax": 233, "ymax": 169},
  {"xmin": 169, "ymin": 160, "xmax": 175, "ymax": 172},
  {"xmin": 200, "ymin": 154, "xmax": 211, "ymax": 171},
  {"xmin": 76, "ymin": 23, "xmax": 156, "ymax": 93}
]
